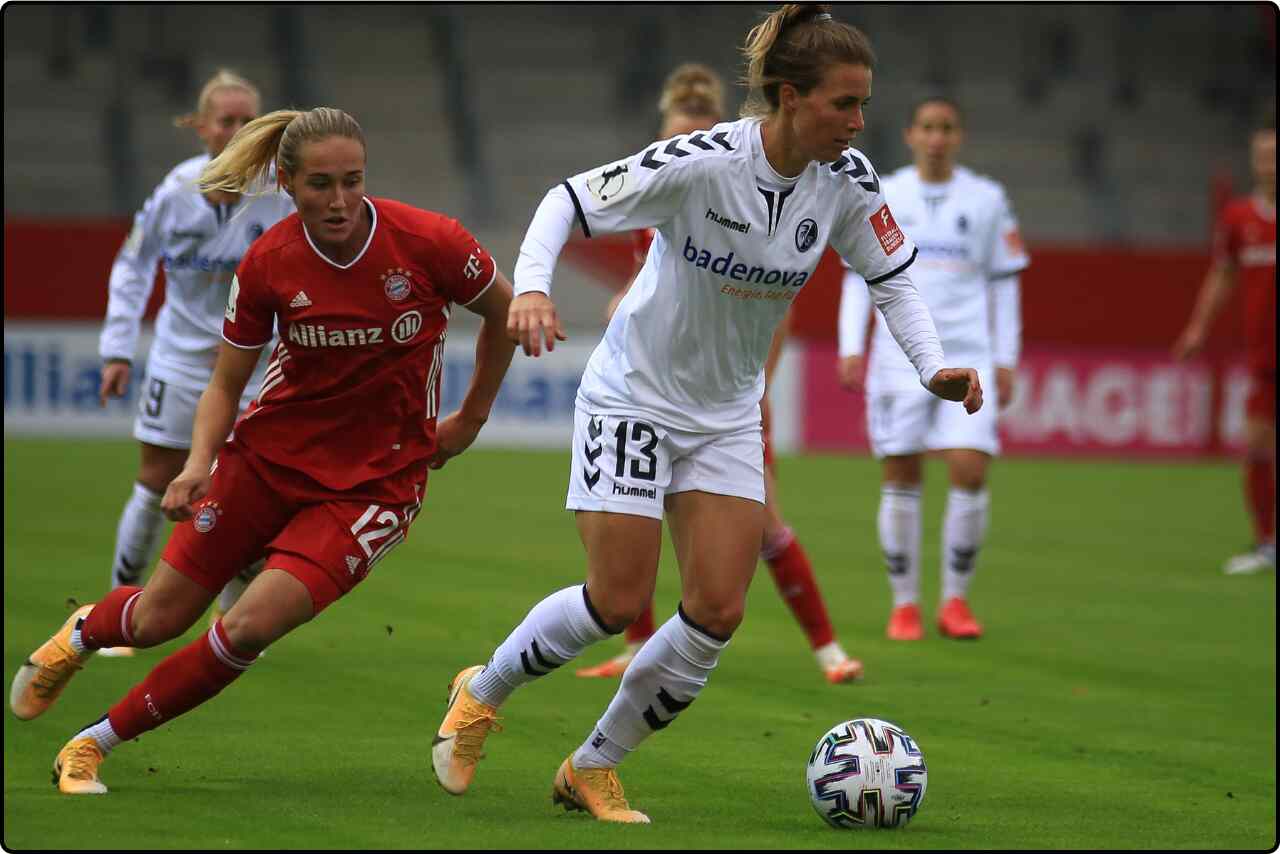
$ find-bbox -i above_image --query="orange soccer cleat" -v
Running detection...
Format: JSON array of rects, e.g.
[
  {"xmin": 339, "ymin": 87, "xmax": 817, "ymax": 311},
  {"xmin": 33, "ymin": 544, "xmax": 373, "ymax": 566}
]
[
  {"xmin": 937, "ymin": 597, "xmax": 983, "ymax": 639},
  {"xmin": 552, "ymin": 756, "xmax": 651, "ymax": 823},
  {"xmin": 574, "ymin": 650, "xmax": 636, "ymax": 679},
  {"xmin": 432, "ymin": 665, "xmax": 502, "ymax": 795},
  {"xmin": 823, "ymin": 657, "xmax": 864, "ymax": 684},
  {"xmin": 10, "ymin": 604, "xmax": 96, "ymax": 720},
  {"xmin": 53, "ymin": 736, "xmax": 108, "ymax": 795},
  {"xmin": 886, "ymin": 604, "xmax": 924, "ymax": 641}
]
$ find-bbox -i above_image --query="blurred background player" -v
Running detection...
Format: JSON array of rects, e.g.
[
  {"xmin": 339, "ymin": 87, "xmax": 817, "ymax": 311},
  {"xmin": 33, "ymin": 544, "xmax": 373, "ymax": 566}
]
[
  {"xmin": 1173, "ymin": 114, "xmax": 1276, "ymax": 575},
  {"xmin": 11, "ymin": 106, "xmax": 517, "ymax": 795},
  {"xmin": 838, "ymin": 96, "xmax": 1028, "ymax": 641},
  {"xmin": 434, "ymin": 4, "xmax": 981, "ymax": 823},
  {"xmin": 578, "ymin": 63, "xmax": 863, "ymax": 684},
  {"xmin": 96, "ymin": 69, "xmax": 294, "ymax": 655}
]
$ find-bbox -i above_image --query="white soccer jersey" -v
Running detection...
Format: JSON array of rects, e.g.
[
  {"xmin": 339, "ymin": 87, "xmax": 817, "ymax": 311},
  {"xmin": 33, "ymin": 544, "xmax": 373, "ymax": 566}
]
[
  {"xmin": 99, "ymin": 154, "xmax": 294, "ymax": 390},
  {"xmin": 840, "ymin": 165, "xmax": 1029, "ymax": 393},
  {"xmin": 520, "ymin": 117, "xmax": 943, "ymax": 434}
]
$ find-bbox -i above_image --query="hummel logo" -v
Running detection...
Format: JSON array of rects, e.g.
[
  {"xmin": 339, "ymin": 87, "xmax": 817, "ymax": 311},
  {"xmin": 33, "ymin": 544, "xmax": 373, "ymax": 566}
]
[
  {"xmin": 290, "ymin": 291, "xmax": 312, "ymax": 308},
  {"xmin": 345, "ymin": 555, "xmax": 361, "ymax": 574}
]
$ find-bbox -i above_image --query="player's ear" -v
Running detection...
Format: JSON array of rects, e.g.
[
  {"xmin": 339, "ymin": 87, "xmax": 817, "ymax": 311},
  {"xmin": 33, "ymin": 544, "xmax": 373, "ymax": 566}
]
[
  {"xmin": 778, "ymin": 81, "xmax": 800, "ymax": 113},
  {"xmin": 278, "ymin": 171, "xmax": 294, "ymax": 198}
]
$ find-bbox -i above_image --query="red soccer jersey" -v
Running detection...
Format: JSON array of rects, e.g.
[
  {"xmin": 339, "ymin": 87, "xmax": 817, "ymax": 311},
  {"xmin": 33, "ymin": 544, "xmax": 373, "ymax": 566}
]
[
  {"xmin": 222, "ymin": 196, "xmax": 497, "ymax": 498},
  {"xmin": 1212, "ymin": 196, "xmax": 1276, "ymax": 370}
]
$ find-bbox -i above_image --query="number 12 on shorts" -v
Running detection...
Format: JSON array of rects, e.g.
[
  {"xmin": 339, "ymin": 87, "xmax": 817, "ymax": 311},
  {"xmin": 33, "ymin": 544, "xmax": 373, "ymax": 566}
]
[{"xmin": 349, "ymin": 488, "xmax": 422, "ymax": 573}]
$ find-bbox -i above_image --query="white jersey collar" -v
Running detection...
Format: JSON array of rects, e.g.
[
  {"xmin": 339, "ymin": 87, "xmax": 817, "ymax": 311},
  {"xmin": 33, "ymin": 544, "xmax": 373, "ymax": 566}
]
[
  {"xmin": 751, "ymin": 119, "xmax": 804, "ymax": 189},
  {"xmin": 302, "ymin": 196, "xmax": 377, "ymax": 270}
]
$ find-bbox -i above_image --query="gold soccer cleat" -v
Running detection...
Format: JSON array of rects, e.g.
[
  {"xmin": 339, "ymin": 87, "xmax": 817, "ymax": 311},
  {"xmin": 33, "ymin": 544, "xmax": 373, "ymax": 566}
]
[
  {"xmin": 10, "ymin": 604, "xmax": 96, "ymax": 720},
  {"xmin": 552, "ymin": 756, "xmax": 651, "ymax": 824},
  {"xmin": 53, "ymin": 737, "xmax": 108, "ymax": 795},
  {"xmin": 432, "ymin": 665, "xmax": 502, "ymax": 795}
]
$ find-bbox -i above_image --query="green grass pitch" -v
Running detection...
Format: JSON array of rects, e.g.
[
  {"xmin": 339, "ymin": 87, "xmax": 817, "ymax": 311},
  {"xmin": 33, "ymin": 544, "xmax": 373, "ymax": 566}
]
[{"xmin": 3, "ymin": 439, "xmax": 1275, "ymax": 849}]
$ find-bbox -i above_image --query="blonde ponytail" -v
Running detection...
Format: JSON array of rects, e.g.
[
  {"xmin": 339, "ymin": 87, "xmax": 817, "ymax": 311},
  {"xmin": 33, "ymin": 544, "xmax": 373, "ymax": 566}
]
[
  {"xmin": 198, "ymin": 106, "xmax": 366, "ymax": 196},
  {"xmin": 740, "ymin": 4, "xmax": 876, "ymax": 117}
]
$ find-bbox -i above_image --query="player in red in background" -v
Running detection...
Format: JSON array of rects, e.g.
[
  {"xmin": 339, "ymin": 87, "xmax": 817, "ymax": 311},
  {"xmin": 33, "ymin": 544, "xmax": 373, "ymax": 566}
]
[
  {"xmin": 9, "ymin": 106, "xmax": 517, "ymax": 794},
  {"xmin": 577, "ymin": 63, "xmax": 863, "ymax": 685},
  {"xmin": 1174, "ymin": 114, "xmax": 1276, "ymax": 575}
]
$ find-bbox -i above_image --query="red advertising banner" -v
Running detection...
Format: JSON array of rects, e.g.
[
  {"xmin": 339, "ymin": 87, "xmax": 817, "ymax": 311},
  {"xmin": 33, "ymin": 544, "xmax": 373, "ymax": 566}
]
[{"xmin": 802, "ymin": 341, "xmax": 1248, "ymax": 458}]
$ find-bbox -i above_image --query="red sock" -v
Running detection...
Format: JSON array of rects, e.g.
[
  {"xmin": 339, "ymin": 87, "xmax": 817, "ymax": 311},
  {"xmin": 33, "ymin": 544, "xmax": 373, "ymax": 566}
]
[
  {"xmin": 625, "ymin": 602, "xmax": 655, "ymax": 644},
  {"xmin": 107, "ymin": 621, "xmax": 256, "ymax": 741},
  {"xmin": 1245, "ymin": 458, "xmax": 1275, "ymax": 543},
  {"xmin": 763, "ymin": 528, "xmax": 835, "ymax": 650},
  {"xmin": 80, "ymin": 586, "xmax": 144, "ymax": 649}
]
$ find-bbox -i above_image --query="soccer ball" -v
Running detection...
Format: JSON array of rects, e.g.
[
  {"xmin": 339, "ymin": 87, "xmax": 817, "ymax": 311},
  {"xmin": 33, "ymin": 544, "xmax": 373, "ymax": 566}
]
[{"xmin": 805, "ymin": 717, "xmax": 928, "ymax": 829}]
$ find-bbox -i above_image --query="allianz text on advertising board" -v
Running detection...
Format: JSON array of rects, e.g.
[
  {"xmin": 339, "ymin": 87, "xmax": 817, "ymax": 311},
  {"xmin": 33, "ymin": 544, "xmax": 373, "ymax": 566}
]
[
  {"xmin": 4, "ymin": 323, "xmax": 153, "ymax": 436},
  {"xmin": 801, "ymin": 341, "xmax": 1248, "ymax": 457}
]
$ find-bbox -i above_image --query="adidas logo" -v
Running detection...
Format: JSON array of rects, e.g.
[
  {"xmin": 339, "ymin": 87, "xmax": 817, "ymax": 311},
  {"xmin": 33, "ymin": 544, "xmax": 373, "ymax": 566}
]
[
  {"xmin": 345, "ymin": 555, "xmax": 361, "ymax": 575},
  {"xmin": 290, "ymin": 291, "xmax": 312, "ymax": 308}
]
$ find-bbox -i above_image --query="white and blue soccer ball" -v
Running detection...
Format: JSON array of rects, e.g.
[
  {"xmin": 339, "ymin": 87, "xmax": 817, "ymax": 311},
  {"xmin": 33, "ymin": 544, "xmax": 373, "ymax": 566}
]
[{"xmin": 805, "ymin": 717, "xmax": 928, "ymax": 830}]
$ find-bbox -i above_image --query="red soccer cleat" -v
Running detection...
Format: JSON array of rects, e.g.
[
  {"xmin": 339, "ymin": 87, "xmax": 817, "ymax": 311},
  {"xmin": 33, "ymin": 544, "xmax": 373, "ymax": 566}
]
[
  {"xmin": 937, "ymin": 597, "xmax": 983, "ymax": 639},
  {"xmin": 886, "ymin": 604, "xmax": 924, "ymax": 641}
]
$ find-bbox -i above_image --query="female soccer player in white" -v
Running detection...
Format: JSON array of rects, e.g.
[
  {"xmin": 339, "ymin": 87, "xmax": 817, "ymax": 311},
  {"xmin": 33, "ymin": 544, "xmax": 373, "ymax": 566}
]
[
  {"xmin": 577, "ymin": 62, "xmax": 865, "ymax": 685},
  {"xmin": 838, "ymin": 96, "xmax": 1029, "ymax": 642},
  {"xmin": 97, "ymin": 70, "xmax": 294, "ymax": 653},
  {"xmin": 433, "ymin": 5, "xmax": 981, "ymax": 823}
]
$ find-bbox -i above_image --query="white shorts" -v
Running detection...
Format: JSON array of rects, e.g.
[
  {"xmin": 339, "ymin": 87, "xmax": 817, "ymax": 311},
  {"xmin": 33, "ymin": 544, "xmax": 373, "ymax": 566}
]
[
  {"xmin": 866, "ymin": 384, "xmax": 1000, "ymax": 459},
  {"xmin": 133, "ymin": 372, "xmax": 256, "ymax": 450},
  {"xmin": 565, "ymin": 408, "xmax": 765, "ymax": 520}
]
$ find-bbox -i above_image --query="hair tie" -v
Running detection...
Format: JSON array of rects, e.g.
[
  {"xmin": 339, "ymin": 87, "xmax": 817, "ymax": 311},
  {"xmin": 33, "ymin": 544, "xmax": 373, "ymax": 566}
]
[{"xmin": 813, "ymin": 12, "xmax": 833, "ymax": 21}]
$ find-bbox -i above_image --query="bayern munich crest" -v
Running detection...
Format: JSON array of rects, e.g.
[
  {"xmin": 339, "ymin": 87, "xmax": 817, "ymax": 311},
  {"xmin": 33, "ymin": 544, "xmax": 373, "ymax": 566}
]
[
  {"xmin": 381, "ymin": 268, "xmax": 413, "ymax": 302},
  {"xmin": 193, "ymin": 501, "xmax": 222, "ymax": 534}
]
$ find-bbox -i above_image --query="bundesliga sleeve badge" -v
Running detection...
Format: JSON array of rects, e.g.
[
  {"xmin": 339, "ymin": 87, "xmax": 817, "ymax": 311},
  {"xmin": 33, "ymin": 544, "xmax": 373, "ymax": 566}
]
[{"xmin": 870, "ymin": 205, "xmax": 905, "ymax": 256}]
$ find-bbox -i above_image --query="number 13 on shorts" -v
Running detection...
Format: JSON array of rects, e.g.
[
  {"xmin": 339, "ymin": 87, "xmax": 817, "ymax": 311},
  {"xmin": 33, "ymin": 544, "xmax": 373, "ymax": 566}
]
[{"xmin": 567, "ymin": 411, "xmax": 672, "ymax": 520}]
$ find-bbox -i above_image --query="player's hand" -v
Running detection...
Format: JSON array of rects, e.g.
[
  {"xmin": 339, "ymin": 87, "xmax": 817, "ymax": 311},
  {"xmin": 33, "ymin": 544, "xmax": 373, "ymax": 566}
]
[
  {"xmin": 928, "ymin": 367, "xmax": 983, "ymax": 414},
  {"xmin": 429, "ymin": 412, "xmax": 485, "ymax": 470},
  {"xmin": 995, "ymin": 367, "xmax": 1016, "ymax": 412},
  {"xmin": 162, "ymin": 466, "xmax": 213, "ymax": 522},
  {"xmin": 99, "ymin": 360, "xmax": 131, "ymax": 407},
  {"xmin": 1172, "ymin": 325, "xmax": 1205, "ymax": 361},
  {"xmin": 507, "ymin": 292, "xmax": 567, "ymax": 357},
  {"xmin": 837, "ymin": 355, "xmax": 865, "ymax": 392}
]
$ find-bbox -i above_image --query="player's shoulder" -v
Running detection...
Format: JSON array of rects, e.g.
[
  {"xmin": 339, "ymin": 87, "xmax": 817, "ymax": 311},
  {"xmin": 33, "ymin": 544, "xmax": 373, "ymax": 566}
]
[
  {"xmin": 644, "ymin": 118, "xmax": 751, "ymax": 175},
  {"xmin": 150, "ymin": 154, "xmax": 210, "ymax": 203},
  {"xmin": 243, "ymin": 212, "xmax": 303, "ymax": 263},
  {"xmin": 953, "ymin": 166, "xmax": 1010, "ymax": 203},
  {"xmin": 372, "ymin": 196, "xmax": 468, "ymax": 244}
]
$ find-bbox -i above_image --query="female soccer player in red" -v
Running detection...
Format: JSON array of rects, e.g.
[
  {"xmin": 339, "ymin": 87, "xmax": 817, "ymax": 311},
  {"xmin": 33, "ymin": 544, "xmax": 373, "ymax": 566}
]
[
  {"xmin": 1174, "ymin": 115, "xmax": 1276, "ymax": 575},
  {"xmin": 11, "ymin": 106, "xmax": 517, "ymax": 795},
  {"xmin": 577, "ymin": 63, "xmax": 864, "ymax": 684}
]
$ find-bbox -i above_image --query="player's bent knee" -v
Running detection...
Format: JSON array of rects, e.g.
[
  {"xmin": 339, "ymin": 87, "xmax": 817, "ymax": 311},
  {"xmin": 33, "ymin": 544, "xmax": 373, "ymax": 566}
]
[
  {"xmin": 589, "ymin": 590, "xmax": 651, "ymax": 635},
  {"xmin": 683, "ymin": 600, "xmax": 744, "ymax": 641},
  {"xmin": 220, "ymin": 606, "xmax": 310, "ymax": 654}
]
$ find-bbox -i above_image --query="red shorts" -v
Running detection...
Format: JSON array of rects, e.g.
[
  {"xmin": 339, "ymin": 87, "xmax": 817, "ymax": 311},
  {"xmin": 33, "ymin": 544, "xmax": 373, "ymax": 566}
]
[
  {"xmin": 763, "ymin": 433, "xmax": 776, "ymax": 473},
  {"xmin": 1246, "ymin": 369, "xmax": 1276, "ymax": 423},
  {"xmin": 162, "ymin": 443, "xmax": 427, "ymax": 613}
]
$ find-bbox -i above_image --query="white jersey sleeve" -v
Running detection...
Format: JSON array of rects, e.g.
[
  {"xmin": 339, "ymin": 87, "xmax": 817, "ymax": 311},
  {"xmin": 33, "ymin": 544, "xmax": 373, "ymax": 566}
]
[
  {"xmin": 99, "ymin": 189, "xmax": 167, "ymax": 362},
  {"xmin": 838, "ymin": 267, "xmax": 873, "ymax": 358},
  {"xmin": 828, "ymin": 151, "xmax": 942, "ymax": 387},
  {"xmin": 986, "ymin": 186, "xmax": 1028, "ymax": 368}
]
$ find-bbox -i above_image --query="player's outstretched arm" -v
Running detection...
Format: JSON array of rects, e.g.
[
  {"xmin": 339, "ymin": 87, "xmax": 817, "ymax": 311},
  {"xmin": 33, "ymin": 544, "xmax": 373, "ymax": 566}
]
[
  {"xmin": 162, "ymin": 341, "xmax": 261, "ymax": 521},
  {"xmin": 432, "ymin": 273, "xmax": 517, "ymax": 470}
]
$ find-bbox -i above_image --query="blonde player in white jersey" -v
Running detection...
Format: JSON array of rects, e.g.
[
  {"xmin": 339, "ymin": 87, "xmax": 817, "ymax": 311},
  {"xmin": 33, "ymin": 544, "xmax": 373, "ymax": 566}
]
[
  {"xmin": 96, "ymin": 70, "xmax": 294, "ymax": 654},
  {"xmin": 838, "ymin": 95, "xmax": 1029, "ymax": 642},
  {"xmin": 433, "ymin": 5, "xmax": 981, "ymax": 824}
]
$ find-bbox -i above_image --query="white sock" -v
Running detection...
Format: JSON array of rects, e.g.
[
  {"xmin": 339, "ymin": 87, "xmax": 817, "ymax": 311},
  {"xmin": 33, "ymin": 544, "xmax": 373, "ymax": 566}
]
[
  {"xmin": 941, "ymin": 487, "xmax": 989, "ymax": 602},
  {"xmin": 878, "ymin": 485, "xmax": 922, "ymax": 608},
  {"xmin": 814, "ymin": 641, "xmax": 848, "ymax": 671},
  {"xmin": 468, "ymin": 585, "xmax": 614, "ymax": 708},
  {"xmin": 574, "ymin": 605, "xmax": 727, "ymax": 770},
  {"xmin": 69, "ymin": 618, "xmax": 89, "ymax": 655},
  {"xmin": 110, "ymin": 482, "xmax": 163, "ymax": 588},
  {"xmin": 76, "ymin": 715, "xmax": 122, "ymax": 754}
]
